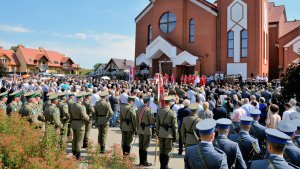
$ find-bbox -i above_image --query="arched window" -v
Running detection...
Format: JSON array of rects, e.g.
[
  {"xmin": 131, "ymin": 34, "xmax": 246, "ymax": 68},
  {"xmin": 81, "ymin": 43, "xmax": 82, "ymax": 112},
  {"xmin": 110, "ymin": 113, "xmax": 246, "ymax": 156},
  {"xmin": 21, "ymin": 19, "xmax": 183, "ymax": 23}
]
[
  {"xmin": 159, "ymin": 12, "xmax": 176, "ymax": 33},
  {"xmin": 189, "ymin": 19, "xmax": 195, "ymax": 43},
  {"xmin": 148, "ymin": 25, "xmax": 152, "ymax": 44},
  {"xmin": 228, "ymin": 31, "xmax": 234, "ymax": 58},
  {"xmin": 241, "ymin": 30, "xmax": 247, "ymax": 57}
]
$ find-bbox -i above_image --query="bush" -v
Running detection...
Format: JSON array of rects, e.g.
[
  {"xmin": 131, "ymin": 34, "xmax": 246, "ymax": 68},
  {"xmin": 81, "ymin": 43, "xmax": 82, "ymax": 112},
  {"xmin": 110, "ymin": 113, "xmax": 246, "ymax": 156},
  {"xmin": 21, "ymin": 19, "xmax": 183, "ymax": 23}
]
[
  {"xmin": 0, "ymin": 113, "xmax": 77, "ymax": 169},
  {"xmin": 280, "ymin": 63, "xmax": 300, "ymax": 102}
]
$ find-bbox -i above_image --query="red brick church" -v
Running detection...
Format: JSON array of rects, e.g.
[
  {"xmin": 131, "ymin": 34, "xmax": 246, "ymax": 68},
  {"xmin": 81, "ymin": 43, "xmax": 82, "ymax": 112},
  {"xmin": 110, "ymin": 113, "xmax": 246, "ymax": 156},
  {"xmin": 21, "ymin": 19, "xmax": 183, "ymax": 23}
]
[{"xmin": 134, "ymin": 0, "xmax": 300, "ymax": 80}]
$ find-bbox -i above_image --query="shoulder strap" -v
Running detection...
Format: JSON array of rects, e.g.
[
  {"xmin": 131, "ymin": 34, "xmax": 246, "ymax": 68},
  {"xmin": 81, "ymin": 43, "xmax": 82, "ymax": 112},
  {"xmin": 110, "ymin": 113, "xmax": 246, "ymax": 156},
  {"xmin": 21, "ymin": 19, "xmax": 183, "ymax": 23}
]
[
  {"xmin": 197, "ymin": 145, "xmax": 208, "ymax": 169},
  {"xmin": 160, "ymin": 109, "xmax": 171, "ymax": 125},
  {"xmin": 188, "ymin": 118, "xmax": 198, "ymax": 131},
  {"xmin": 267, "ymin": 159, "xmax": 275, "ymax": 169}
]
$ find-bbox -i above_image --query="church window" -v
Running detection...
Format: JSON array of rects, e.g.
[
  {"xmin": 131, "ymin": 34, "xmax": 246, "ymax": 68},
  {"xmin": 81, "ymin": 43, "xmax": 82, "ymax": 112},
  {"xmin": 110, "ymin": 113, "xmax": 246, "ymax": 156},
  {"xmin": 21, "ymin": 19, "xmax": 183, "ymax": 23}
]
[{"xmin": 159, "ymin": 12, "xmax": 176, "ymax": 33}]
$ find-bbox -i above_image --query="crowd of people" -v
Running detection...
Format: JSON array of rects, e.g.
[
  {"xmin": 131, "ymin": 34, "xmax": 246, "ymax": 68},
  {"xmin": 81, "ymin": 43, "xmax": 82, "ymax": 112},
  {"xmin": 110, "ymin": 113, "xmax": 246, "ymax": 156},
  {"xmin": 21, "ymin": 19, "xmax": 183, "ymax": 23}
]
[{"xmin": 0, "ymin": 75, "xmax": 299, "ymax": 169}]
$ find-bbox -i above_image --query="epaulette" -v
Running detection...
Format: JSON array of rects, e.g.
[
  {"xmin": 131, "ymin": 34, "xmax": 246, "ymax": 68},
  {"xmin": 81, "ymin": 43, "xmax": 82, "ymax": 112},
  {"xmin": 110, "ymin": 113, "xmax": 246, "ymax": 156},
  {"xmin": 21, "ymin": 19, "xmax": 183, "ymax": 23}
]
[{"xmin": 214, "ymin": 147, "xmax": 225, "ymax": 154}]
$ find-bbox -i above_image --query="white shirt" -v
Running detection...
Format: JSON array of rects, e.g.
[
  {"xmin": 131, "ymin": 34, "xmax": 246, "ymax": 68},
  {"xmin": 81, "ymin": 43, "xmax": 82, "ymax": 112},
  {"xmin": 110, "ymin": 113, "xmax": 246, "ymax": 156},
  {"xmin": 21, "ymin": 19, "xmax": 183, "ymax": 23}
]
[
  {"xmin": 91, "ymin": 93, "xmax": 100, "ymax": 106},
  {"xmin": 149, "ymin": 97, "xmax": 158, "ymax": 113},
  {"xmin": 282, "ymin": 109, "xmax": 294, "ymax": 120},
  {"xmin": 120, "ymin": 93, "xmax": 128, "ymax": 104},
  {"xmin": 187, "ymin": 90, "xmax": 196, "ymax": 103},
  {"xmin": 171, "ymin": 104, "xmax": 180, "ymax": 114}
]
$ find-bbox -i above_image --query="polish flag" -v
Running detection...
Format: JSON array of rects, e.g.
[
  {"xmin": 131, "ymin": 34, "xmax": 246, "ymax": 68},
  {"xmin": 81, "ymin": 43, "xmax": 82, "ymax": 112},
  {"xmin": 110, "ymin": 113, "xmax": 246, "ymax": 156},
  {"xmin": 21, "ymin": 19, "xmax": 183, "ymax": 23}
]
[
  {"xmin": 170, "ymin": 73, "xmax": 175, "ymax": 85},
  {"xmin": 129, "ymin": 67, "xmax": 135, "ymax": 82}
]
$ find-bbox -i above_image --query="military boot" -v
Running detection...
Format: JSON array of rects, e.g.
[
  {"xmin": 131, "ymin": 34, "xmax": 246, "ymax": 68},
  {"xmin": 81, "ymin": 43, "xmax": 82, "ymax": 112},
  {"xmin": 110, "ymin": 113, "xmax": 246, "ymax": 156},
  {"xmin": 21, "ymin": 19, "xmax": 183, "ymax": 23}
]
[
  {"xmin": 100, "ymin": 145, "xmax": 106, "ymax": 154},
  {"xmin": 75, "ymin": 152, "xmax": 81, "ymax": 160},
  {"xmin": 142, "ymin": 150, "xmax": 152, "ymax": 166},
  {"xmin": 139, "ymin": 149, "xmax": 143, "ymax": 166}
]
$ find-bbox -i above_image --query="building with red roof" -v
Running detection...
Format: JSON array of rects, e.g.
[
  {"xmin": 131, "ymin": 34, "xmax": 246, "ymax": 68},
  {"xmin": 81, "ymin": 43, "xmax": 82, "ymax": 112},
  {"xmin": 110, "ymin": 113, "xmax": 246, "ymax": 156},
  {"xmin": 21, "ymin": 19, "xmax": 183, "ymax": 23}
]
[
  {"xmin": 135, "ymin": 0, "xmax": 300, "ymax": 80},
  {"xmin": 0, "ymin": 45, "xmax": 80, "ymax": 74}
]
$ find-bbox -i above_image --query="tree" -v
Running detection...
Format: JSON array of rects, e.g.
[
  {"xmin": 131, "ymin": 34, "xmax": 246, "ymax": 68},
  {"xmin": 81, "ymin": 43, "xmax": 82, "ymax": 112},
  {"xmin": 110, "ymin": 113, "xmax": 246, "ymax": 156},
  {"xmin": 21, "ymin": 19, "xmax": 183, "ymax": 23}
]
[
  {"xmin": 93, "ymin": 63, "xmax": 101, "ymax": 71},
  {"xmin": 0, "ymin": 63, "xmax": 8, "ymax": 77},
  {"xmin": 280, "ymin": 63, "xmax": 300, "ymax": 102}
]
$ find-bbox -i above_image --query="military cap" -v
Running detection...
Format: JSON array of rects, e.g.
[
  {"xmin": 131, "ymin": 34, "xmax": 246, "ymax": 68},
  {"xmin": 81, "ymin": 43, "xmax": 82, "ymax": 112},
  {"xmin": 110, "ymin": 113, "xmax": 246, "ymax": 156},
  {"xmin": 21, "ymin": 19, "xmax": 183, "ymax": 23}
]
[
  {"xmin": 9, "ymin": 90, "xmax": 21, "ymax": 98},
  {"xmin": 250, "ymin": 108, "xmax": 261, "ymax": 117},
  {"xmin": 128, "ymin": 96, "xmax": 136, "ymax": 101},
  {"xmin": 48, "ymin": 93, "xmax": 59, "ymax": 100},
  {"xmin": 216, "ymin": 118, "xmax": 232, "ymax": 129},
  {"xmin": 46, "ymin": 92, "xmax": 55, "ymax": 97},
  {"xmin": 24, "ymin": 91, "xmax": 36, "ymax": 98},
  {"xmin": 34, "ymin": 91, "xmax": 42, "ymax": 98},
  {"xmin": 164, "ymin": 96, "xmax": 174, "ymax": 103},
  {"xmin": 290, "ymin": 112, "xmax": 300, "ymax": 120},
  {"xmin": 58, "ymin": 91, "xmax": 67, "ymax": 97},
  {"xmin": 99, "ymin": 91, "xmax": 108, "ymax": 97},
  {"xmin": 240, "ymin": 116, "xmax": 253, "ymax": 125},
  {"xmin": 75, "ymin": 92, "xmax": 85, "ymax": 98},
  {"xmin": 85, "ymin": 91, "xmax": 92, "ymax": 97},
  {"xmin": 189, "ymin": 103, "xmax": 199, "ymax": 111},
  {"xmin": 142, "ymin": 95, "xmax": 150, "ymax": 102},
  {"xmin": 278, "ymin": 120, "xmax": 297, "ymax": 136},
  {"xmin": 293, "ymin": 119, "xmax": 300, "ymax": 131},
  {"xmin": 68, "ymin": 92, "xmax": 75, "ymax": 96},
  {"xmin": 196, "ymin": 119, "xmax": 216, "ymax": 135},
  {"xmin": 0, "ymin": 91, "xmax": 8, "ymax": 99},
  {"xmin": 265, "ymin": 128, "xmax": 291, "ymax": 145}
]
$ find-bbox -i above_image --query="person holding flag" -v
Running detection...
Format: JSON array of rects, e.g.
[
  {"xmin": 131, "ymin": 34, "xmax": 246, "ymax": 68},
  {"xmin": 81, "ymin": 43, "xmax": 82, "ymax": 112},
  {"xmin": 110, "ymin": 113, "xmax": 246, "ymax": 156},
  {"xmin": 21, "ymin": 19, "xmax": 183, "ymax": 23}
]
[{"xmin": 170, "ymin": 73, "xmax": 175, "ymax": 85}]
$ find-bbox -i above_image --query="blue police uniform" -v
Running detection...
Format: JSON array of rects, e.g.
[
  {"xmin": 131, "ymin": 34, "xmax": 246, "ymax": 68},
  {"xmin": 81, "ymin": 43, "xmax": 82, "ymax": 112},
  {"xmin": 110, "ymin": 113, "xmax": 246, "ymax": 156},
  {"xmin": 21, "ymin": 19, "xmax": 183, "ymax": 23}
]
[
  {"xmin": 184, "ymin": 119, "xmax": 228, "ymax": 169},
  {"xmin": 250, "ymin": 129, "xmax": 296, "ymax": 169},
  {"xmin": 229, "ymin": 116, "xmax": 260, "ymax": 167},
  {"xmin": 214, "ymin": 118, "xmax": 247, "ymax": 169},
  {"xmin": 249, "ymin": 109, "xmax": 267, "ymax": 147},
  {"xmin": 278, "ymin": 120, "xmax": 300, "ymax": 167},
  {"xmin": 293, "ymin": 119, "xmax": 300, "ymax": 147}
]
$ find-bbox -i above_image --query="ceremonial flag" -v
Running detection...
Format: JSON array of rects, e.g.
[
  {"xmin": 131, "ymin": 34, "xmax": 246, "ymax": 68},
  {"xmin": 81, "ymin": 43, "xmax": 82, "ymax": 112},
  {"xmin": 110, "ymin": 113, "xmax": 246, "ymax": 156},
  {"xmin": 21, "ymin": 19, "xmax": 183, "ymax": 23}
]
[
  {"xmin": 164, "ymin": 73, "xmax": 169, "ymax": 84},
  {"xmin": 170, "ymin": 73, "xmax": 175, "ymax": 85},
  {"xmin": 129, "ymin": 67, "xmax": 135, "ymax": 82},
  {"xmin": 155, "ymin": 73, "xmax": 165, "ymax": 107}
]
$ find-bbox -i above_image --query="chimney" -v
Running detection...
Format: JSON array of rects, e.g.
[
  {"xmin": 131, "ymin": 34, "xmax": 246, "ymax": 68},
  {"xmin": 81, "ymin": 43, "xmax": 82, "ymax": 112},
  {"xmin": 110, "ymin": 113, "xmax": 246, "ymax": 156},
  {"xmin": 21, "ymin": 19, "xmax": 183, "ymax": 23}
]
[
  {"xmin": 18, "ymin": 45, "xmax": 24, "ymax": 48},
  {"xmin": 39, "ymin": 47, "xmax": 44, "ymax": 51}
]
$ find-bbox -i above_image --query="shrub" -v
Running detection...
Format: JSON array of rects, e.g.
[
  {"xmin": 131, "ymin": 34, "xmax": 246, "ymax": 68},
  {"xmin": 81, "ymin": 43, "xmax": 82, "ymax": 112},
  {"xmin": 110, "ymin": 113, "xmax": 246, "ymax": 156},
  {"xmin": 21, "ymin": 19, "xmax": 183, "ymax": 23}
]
[
  {"xmin": 280, "ymin": 63, "xmax": 300, "ymax": 102},
  {"xmin": 0, "ymin": 113, "xmax": 77, "ymax": 169}
]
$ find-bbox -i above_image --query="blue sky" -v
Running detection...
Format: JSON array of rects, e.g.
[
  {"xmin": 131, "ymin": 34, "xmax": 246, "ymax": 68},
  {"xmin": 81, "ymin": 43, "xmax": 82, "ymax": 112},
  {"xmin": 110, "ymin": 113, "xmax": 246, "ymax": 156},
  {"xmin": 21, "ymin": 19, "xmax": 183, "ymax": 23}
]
[{"xmin": 0, "ymin": 0, "xmax": 299, "ymax": 69}]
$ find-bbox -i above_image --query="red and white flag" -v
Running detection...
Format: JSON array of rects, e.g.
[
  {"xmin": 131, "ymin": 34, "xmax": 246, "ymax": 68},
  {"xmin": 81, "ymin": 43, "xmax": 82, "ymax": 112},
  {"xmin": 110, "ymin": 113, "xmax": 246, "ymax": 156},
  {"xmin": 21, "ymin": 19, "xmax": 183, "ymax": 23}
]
[
  {"xmin": 170, "ymin": 73, "xmax": 175, "ymax": 85},
  {"xmin": 129, "ymin": 67, "xmax": 135, "ymax": 82}
]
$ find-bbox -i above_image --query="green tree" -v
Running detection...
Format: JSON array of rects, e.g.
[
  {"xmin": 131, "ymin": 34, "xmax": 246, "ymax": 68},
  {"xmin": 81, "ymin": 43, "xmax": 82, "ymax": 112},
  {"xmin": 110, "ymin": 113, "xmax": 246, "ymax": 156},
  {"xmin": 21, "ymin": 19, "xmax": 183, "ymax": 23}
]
[
  {"xmin": 93, "ymin": 63, "xmax": 101, "ymax": 71},
  {"xmin": 0, "ymin": 63, "xmax": 8, "ymax": 77},
  {"xmin": 280, "ymin": 63, "xmax": 300, "ymax": 102}
]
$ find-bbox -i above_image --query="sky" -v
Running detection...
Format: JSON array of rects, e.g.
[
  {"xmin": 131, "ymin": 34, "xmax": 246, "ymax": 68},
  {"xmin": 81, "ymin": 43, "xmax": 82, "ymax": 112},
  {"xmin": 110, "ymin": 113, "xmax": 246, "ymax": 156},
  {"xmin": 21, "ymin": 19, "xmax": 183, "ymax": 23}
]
[{"xmin": 0, "ymin": 0, "xmax": 299, "ymax": 69}]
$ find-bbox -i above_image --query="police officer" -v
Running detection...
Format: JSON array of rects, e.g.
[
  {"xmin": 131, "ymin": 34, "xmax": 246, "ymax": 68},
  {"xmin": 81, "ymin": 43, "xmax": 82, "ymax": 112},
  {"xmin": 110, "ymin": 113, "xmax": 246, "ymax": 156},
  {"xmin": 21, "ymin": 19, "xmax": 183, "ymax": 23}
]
[
  {"xmin": 293, "ymin": 119, "xmax": 300, "ymax": 147},
  {"xmin": 214, "ymin": 118, "xmax": 247, "ymax": 169},
  {"xmin": 95, "ymin": 91, "xmax": 113, "ymax": 153},
  {"xmin": 44, "ymin": 93, "xmax": 63, "ymax": 130},
  {"xmin": 120, "ymin": 96, "xmax": 137, "ymax": 155},
  {"xmin": 0, "ymin": 91, "xmax": 8, "ymax": 115},
  {"xmin": 229, "ymin": 116, "xmax": 260, "ymax": 167},
  {"xmin": 57, "ymin": 92, "xmax": 70, "ymax": 144},
  {"xmin": 82, "ymin": 91, "xmax": 95, "ymax": 148},
  {"xmin": 277, "ymin": 120, "xmax": 300, "ymax": 167},
  {"xmin": 69, "ymin": 92, "xmax": 89, "ymax": 159},
  {"xmin": 249, "ymin": 108, "xmax": 267, "ymax": 148},
  {"xmin": 156, "ymin": 96, "xmax": 178, "ymax": 169},
  {"xmin": 184, "ymin": 119, "xmax": 228, "ymax": 169},
  {"xmin": 181, "ymin": 103, "xmax": 201, "ymax": 147},
  {"xmin": 7, "ymin": 90, "xmax": 22, "ymax": 115},
  {"xmin": 250, "ymin": 129, "xmax": 296, "ymax": 169},
  {"xmin": 20, "ymin": 92, "xmax": 45, "ymax": 130},
  {"xmin": 137, "ymin": 95, "xmax": 154, "ymax": 166}
]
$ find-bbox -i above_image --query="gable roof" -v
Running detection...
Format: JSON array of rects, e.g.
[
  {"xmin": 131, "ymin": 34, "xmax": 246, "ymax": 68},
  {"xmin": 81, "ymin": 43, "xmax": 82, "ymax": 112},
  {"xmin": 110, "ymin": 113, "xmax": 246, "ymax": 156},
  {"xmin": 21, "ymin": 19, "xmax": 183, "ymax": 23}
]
[
  {"xmin": 280, "ymin": 20, "xmax": 300, "ymax": 38},
  {"xmin": 105, "ymin": 58, "xmax": 134, "ymax": 70},
  {"xmin": 0, "ymin": 49, "xmax": 20, "ymax": 66},
  {"xmin": 268, "ymin": 2, "xmax": 286, "ymax": 23}
]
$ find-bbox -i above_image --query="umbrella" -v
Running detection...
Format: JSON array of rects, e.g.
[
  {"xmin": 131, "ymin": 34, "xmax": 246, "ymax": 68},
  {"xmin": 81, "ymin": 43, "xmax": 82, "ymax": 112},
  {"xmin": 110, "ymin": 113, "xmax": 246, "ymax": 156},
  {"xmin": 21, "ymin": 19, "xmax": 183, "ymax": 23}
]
[
  {"xmin": 61, "ymin": 84, "xmax": 70, "ymax": 90},
  {"xmin": 101, "ymin": 76, "xmax": 110, "ymax": 80}
]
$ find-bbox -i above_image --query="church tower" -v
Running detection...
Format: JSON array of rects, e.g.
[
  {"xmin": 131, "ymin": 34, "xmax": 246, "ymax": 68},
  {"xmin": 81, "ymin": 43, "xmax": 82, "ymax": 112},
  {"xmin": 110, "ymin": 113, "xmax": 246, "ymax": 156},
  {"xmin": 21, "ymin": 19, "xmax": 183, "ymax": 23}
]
[{"xmin": 217, "ymin": 0, "xmax": 269, "ymax": 79}]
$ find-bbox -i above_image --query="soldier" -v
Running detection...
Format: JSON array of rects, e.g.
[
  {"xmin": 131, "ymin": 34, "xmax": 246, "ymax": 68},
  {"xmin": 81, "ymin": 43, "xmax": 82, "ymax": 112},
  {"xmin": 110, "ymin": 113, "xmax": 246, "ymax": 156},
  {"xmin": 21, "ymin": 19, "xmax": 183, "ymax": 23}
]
[
  {"xmin": 43, "ymin": 92, "xmax": 54, "ymax": 111},
  {"xmin": 82, "ymin": 91, "xmax": 95, "ymax": 148},
  {"xmin": 277, "ymin": 120, "xmax": 300, "ymax": 167},
  {"xmin": 69, "ymin": 92, "xmax": 89, "ymax": 159},
  {"xmin": 181, "ymin": 103, "xmax": 201, "ymax": 148},
  {"xmin": 57, "ymin": 92, "xmax": 70, "ymax": 144},
  {"xmin": 44, "ymin": 93, "xmax": 63, "ymax": 131},
  {"xmin": 249, "ymin": 109, "xmax": 267, "ymax": 149},
  {"xmin": 293, "ymin": 119, "xmax": 300, "ymax": 147},
  {"xmin": 250, "ymin": 129, "xmax": 295, "ymax": 169},
  {"xmin": 34, "ymin": 91, "xmax": 45, "ymax": 123},
  {"xmin": 95, "ymin": 91, "xmax": 113, "ymax": 153},
  {"xmin": 120, "ymin": 96, "xmax": 137, "ymax": 155},
  {"xmin": 156, "ymin": 96, "xmax": 178, "ymax": 169},
  {"xmin": 229, "ymin": 116, "xmax": 260, "ymax": 167},
  {"xmin": 67, "ymin": 92, "xmax": 75, "ymax": 140},
  {"xmin": 7, "ymin": 90, "xmax": 22, "ymax": 115},
  {"xmin": 214, "ymin": 118, "xmax": 247, "ymax": 169},
  {"xmin": 137, "ymin": 96, "xmax": 154, "ymax": 166},
  {"xmin": 35, "ymin": 91, "xmax": 44, "ymax": 113},
  {"xmin": 184, "ymin": 119, "xmax": 228, "ymax": 169},
  {"xmin": 0, "ymin": 91, "xmax": 8, "ymax": 115},
  {"xmin": 20, "ymin": 92, "xmax": 45, "ymax": 130}
]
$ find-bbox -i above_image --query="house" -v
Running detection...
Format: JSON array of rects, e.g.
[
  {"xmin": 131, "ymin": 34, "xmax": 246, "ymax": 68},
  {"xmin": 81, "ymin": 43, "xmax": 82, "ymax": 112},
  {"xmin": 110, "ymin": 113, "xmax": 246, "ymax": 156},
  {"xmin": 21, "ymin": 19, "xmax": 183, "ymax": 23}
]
[
  {"xmin": 0, "ymin": 47, "xmax": 20, "ymax": 72},
  {"xmin": 15, "ymin": 45, "xmax": 80, "ymax": 74},
  {"xmin": 104, "ymin": 58, "xmax": 134, "ymax": 73},
  {"xmin": 134, "ymin": 0, "xmax": 300, "ymax": 80}
]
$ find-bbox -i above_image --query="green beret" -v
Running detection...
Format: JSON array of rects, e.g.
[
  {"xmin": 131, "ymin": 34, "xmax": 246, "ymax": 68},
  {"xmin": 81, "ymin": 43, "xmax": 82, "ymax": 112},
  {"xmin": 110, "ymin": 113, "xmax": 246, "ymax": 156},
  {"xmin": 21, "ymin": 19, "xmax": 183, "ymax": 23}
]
[
  {"xmin": 48, "ymin": 93, "xmax": 59, "ymax": 100},
  {"xmin": 9, "ymin": 90, "xmax": 21, "ymax": 98},
  {"xmin": 24, "ymin": 92, "xmax": 36, "ymax": 99},
  {"xmin": 0, "ymin": 92, "xmax": 8, "ymax": 99}
]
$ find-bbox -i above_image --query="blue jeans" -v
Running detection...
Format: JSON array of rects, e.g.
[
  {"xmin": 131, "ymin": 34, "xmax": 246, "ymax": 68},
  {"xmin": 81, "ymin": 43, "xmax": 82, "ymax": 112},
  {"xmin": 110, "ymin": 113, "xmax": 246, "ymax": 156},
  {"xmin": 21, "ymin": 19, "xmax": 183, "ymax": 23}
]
[{"xmin": 110, "ymin": 111, "xmax": 119, "ymax": 126}]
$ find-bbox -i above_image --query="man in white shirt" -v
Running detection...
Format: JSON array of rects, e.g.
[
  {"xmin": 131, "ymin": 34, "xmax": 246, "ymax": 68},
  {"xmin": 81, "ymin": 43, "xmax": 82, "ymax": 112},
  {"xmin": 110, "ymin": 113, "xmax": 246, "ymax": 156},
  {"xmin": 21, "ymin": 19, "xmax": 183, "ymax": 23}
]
[
  {"xmin": 282, "ymin": 103, "xmax": 296, "ymax": 120},
  {"xmin": 187, "ymin": 87, "xmax": 195, "ymax": 103},
  {"xmin": 91, "ymin": 88, "xmax": 100, "ymax": 106},
  {"xmin": 120, "ymin": 89, "xmax": 129, "ymax": 104}
]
